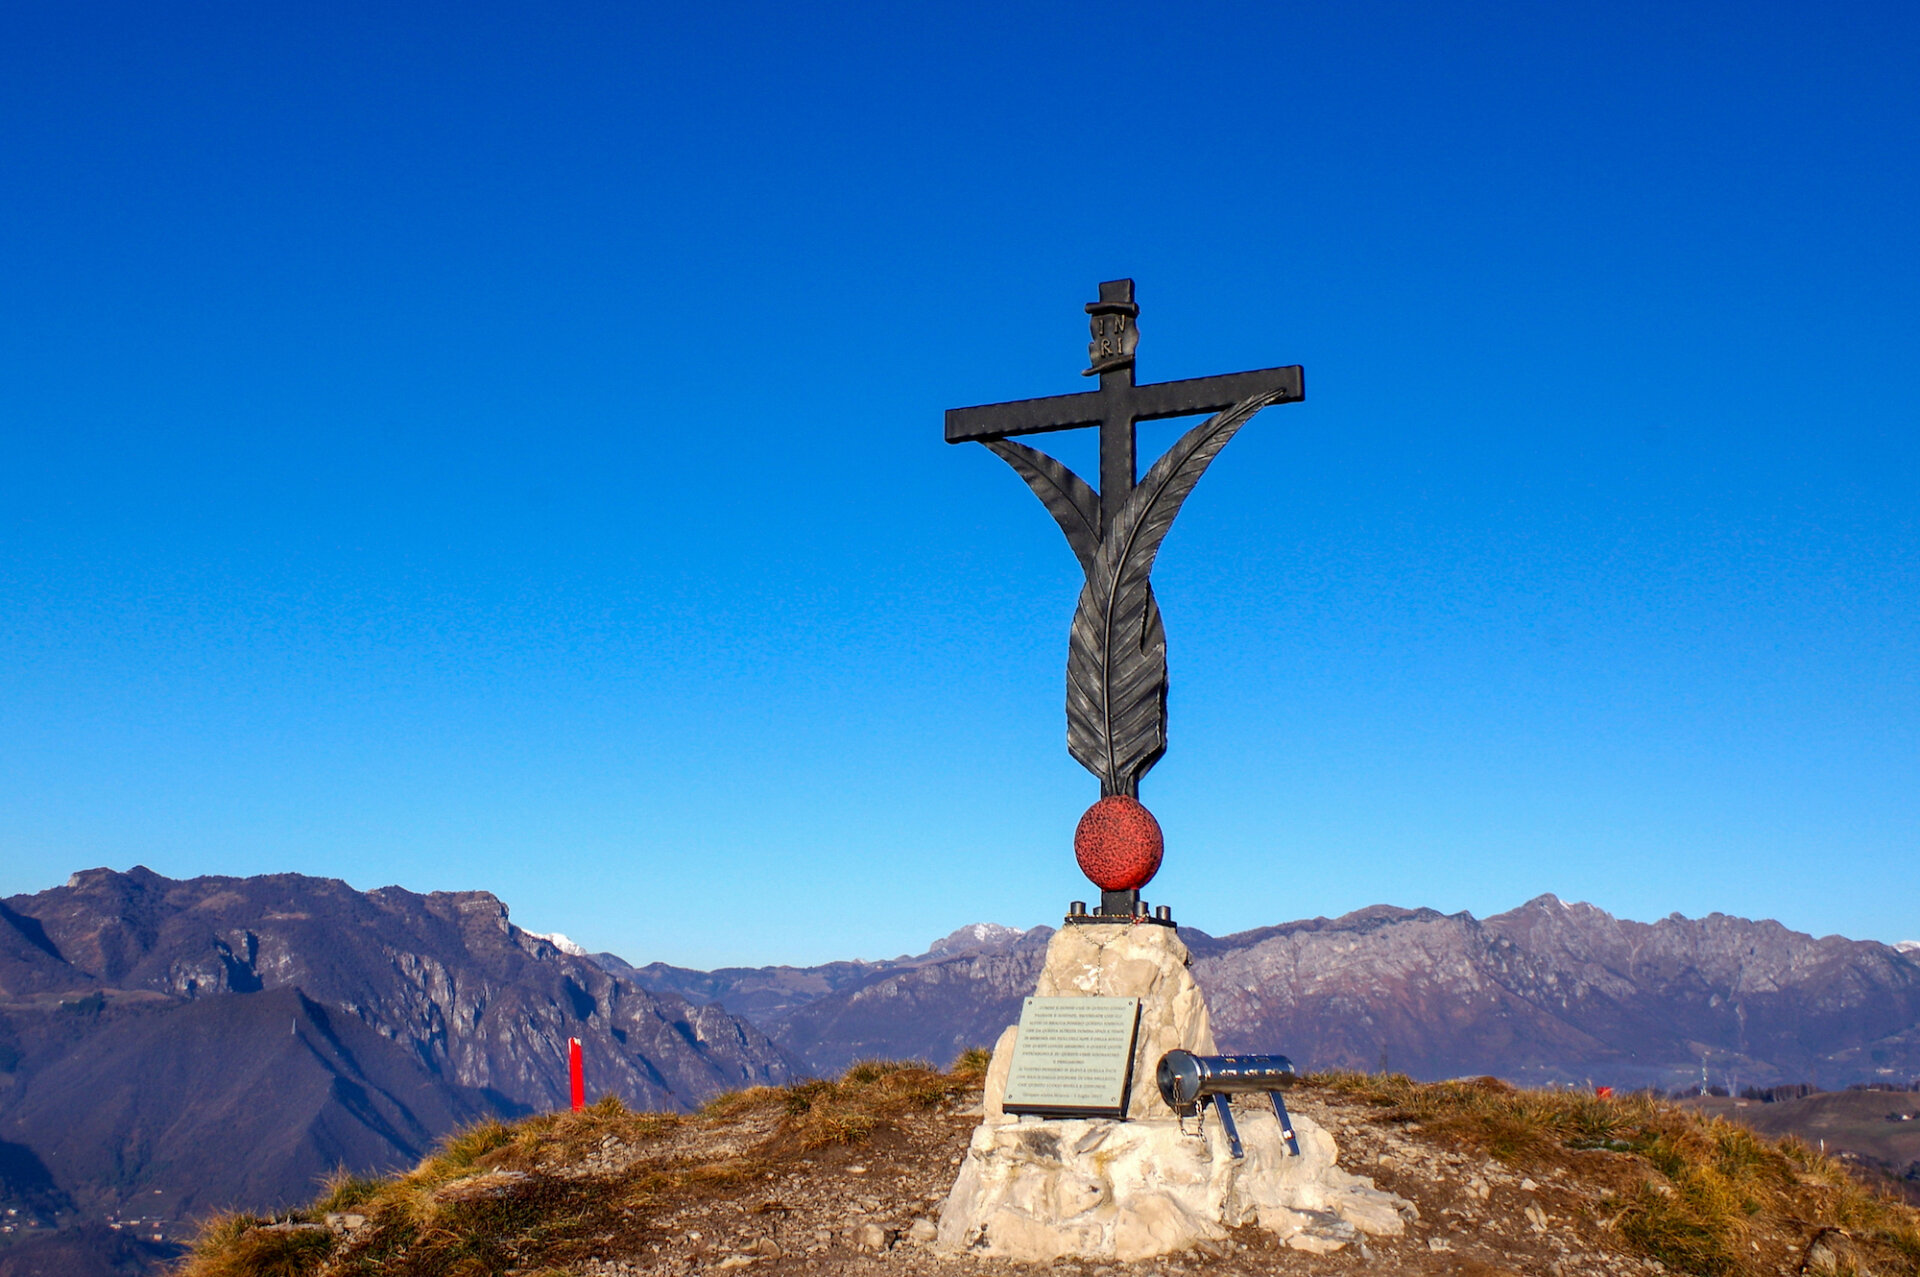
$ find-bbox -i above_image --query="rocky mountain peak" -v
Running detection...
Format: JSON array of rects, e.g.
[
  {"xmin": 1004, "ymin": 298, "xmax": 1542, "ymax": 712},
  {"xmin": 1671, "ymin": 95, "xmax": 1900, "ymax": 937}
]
[
  {"xmin": 0, "ymin": 868, "xmax": 793, "ymax": 1237},
  {"xmin": 926, "ymin": 923, "xmax": 1035, "ymax": 957}
]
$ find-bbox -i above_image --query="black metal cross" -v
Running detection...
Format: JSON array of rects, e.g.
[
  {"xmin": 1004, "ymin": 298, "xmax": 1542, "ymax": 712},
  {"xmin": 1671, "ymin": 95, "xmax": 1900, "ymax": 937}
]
[
  {"xmin": 945, "ymin": 279, "xmax": 1303, "ymax": 535},
  {"xmin": 944, "ymin": 279, "xmax": 1305, "ymax": 807}
]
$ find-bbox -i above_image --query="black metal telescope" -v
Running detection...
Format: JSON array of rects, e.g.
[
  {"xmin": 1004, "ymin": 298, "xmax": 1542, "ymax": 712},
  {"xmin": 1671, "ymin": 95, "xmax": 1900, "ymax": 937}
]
[{"xmin": 1156, "ymin": 1050, "xmax": 1301, "ymax": 1159}]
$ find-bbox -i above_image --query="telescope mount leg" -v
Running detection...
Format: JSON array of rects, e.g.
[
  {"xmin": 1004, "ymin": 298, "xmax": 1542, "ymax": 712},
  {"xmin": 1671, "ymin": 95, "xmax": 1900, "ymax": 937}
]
[
  {"xmin": 1268, "ymin": 1090, "xmax": 1301, "ymax": 1157},
  {"xmin": 1209, "ymin": 1094, "xmax": 1244, "ymax": 1159}
]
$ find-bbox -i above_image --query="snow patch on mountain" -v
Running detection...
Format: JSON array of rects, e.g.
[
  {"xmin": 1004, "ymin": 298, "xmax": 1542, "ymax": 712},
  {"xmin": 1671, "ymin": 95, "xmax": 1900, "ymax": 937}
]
[
  {"xmin": 524, "ymin": 929, "xmax": 588, "ymax": 956},
  {"xmin": 927, "ymin": 922, "xmax": 1028, "ymax": 957}
]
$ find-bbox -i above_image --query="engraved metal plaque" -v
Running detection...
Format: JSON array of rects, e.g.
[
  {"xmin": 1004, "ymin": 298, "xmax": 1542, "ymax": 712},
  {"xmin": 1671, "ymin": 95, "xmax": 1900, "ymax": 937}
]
[{"xmin": 1001, "ymin": 996, "xmax": 1142, "ymax": 1118}]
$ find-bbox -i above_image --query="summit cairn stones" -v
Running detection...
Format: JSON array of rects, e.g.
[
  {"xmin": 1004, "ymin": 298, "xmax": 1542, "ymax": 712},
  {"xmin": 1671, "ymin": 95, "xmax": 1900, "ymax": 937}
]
[
  {"xmin": 936, "ymin": 924, "xmax": 1410, "ymax": 1262},
  {"xmin": 1004, "ymin": 923, "xmax": 1213, "ymax": 1122}
]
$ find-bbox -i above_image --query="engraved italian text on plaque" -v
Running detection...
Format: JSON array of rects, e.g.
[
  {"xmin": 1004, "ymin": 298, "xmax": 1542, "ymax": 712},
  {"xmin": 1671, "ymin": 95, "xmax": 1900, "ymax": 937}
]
[{"xmin": 1001, "ymin": 996, "xmax": 1142, "ymax": 1119}]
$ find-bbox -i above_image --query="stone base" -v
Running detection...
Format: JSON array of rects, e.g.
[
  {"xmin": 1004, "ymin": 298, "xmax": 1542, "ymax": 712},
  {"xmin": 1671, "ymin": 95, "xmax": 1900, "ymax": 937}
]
[
  {"xmin": 1026, "ymin": 922, "xmax": 1214, "ymax": 1121},
  {"xmin": 935, "ymin": 1103, "xmax": 1407, "ymax": 1261},
  {"xmin": 937, "ymin": 922, "xmax": 1410, "ymax": 1262}
]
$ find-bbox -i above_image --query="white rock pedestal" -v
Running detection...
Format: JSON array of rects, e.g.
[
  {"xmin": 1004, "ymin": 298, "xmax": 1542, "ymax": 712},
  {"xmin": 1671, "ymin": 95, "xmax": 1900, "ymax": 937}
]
[{"xmin": 935, "ymin": 922, "xmax": 1409, "ymax": 1262}]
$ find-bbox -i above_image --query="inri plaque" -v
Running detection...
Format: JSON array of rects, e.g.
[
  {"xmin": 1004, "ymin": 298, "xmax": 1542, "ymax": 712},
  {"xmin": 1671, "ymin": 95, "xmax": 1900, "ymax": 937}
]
[{"xmin": 1002, "ymin": 996, "xmax": 1142, "ymax": 1119}]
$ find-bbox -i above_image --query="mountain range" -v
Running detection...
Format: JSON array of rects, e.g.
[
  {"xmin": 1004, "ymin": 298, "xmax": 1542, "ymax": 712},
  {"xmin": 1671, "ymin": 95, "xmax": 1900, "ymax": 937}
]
[
  {"xmin": 3, "ymin": 867, "xmax": 1918, "ymax": 1275},
  {"xmin": 0, "ymin": 866, "xmax": 788, "ymax": 1267},
  {"xmin": 613, "ymin": 896, "xmax": 1920, "ymax": 1093}
]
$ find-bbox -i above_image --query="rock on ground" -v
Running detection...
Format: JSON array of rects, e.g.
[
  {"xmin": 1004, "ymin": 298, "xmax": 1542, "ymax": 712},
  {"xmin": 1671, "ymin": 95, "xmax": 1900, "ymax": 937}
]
[{"xmin": 936, "ymin": 1108, "xmax": 1408, "ymax": 1261}]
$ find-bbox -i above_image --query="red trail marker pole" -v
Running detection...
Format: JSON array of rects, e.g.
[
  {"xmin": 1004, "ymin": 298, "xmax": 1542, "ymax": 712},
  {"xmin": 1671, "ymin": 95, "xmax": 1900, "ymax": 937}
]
[{"xmin": 568, "ymin": 1037, "xmax": 585, "ymax": 1111}]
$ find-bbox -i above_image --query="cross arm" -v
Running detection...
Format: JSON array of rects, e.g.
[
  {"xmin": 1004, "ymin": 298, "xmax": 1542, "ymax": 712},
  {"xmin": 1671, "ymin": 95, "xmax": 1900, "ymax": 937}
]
[
  {"xmin": 945, "ymin": 388, "xmax": 1104, "ymax": 444},
  {"xmin": 944, "ymin": 364, "xmax": 1303, "ymax": 445},
  {"xmin": 1128, "ymin": 366, "xmax": 1304, "ymax": 421}
]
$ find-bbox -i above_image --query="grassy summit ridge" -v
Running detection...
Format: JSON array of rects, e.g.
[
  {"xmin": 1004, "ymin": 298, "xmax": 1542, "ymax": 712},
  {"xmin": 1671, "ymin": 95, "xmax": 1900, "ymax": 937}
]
[
  {"xmin": 179, "ymin": 1057, "xmax": 987, "ymax": 1277},
  {"xmin": 181, "ymin": 1060, "xmax": 1920, "ymax": 1277},
  {"xmin": 1321, "ymin": 1071, "xmax": 1920, "ymax": 1274}
]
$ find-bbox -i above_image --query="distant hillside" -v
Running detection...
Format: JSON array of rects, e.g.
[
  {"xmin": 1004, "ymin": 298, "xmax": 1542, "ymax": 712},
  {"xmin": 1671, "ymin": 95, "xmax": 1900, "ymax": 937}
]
[
  {"xmin": 1677, "ymin": 1088, "xmax": 1920, "ymax": 1200},
  {"xmin": 0, "ymin": 867, "xmax": 791, "ymax": 1266},
  {"xmin": 597, "ymin": 921, "xmax": 1057, "ymax": 1069},
  {"xmin": 612, "ymin": 896, "xmax": 1920, "ymax": 1091}
]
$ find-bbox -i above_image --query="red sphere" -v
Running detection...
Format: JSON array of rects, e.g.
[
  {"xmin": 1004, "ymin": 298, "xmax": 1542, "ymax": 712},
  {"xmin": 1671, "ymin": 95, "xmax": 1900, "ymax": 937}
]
[{"xmin": 1074, "ymin": 796, "xmax": 1164, "ymax": 891}]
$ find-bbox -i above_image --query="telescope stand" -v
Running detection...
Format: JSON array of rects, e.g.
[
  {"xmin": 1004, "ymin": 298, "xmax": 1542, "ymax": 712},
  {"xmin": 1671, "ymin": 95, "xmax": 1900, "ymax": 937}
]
[{"xmin": 1203, "ymin": 1090, "xmax": 1301, "ymax": 1159}]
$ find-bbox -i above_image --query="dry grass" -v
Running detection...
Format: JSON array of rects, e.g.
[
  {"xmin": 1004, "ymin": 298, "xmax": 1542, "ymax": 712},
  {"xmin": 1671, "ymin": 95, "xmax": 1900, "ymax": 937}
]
[
  {"xmin": 699, "ymin": 1054, "xmax": 987, "ymax": 1151},
  {"xmin": 175, "ymin": 1220, "xmax": 335, "ymax": 1277},
  {"xmin": 1313, "ymin": 1071, "xmax": 1920, "ymax": 1276},
  {"xmin": 310, "ymin": 1169, "xmax": 381, "ymax": 1216},
  {"xmin": 179, "ymin": 1058, "xmax": 1920, "ymax": 1277},
  {"xmin": 175, "ymin": 1100, "xmax": 685, "ymax": 1277},
  {"xmin": 177, "ymin": 1057, "xmax": 983, "ymax": 1277},
  {"xmin": 772, "ymin": 1058, "xmax": 977, "ymax": 1150}
]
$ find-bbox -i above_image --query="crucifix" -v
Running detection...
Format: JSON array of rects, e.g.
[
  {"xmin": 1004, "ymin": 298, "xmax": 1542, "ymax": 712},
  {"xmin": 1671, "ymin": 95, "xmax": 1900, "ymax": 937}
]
[{"xmin": 946, "ymin": 279, "xmax": 1304, "ymax": 921}]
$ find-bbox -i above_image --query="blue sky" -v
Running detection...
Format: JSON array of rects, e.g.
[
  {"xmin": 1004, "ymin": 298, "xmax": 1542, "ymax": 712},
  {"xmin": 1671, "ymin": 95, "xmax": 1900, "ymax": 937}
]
[{"xmin": 2, "ymin": 0, "xmax": 1915, "ymax": 967}]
